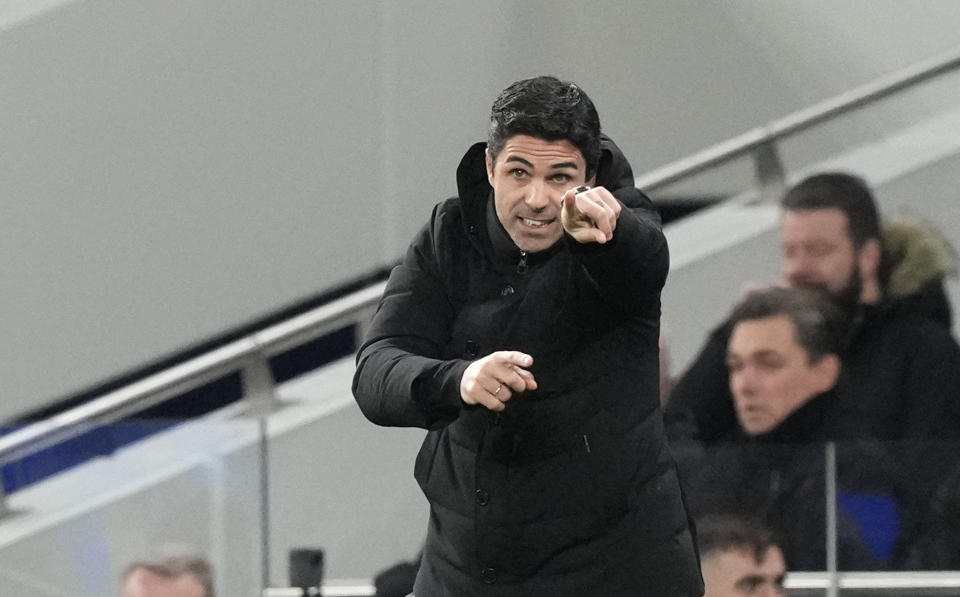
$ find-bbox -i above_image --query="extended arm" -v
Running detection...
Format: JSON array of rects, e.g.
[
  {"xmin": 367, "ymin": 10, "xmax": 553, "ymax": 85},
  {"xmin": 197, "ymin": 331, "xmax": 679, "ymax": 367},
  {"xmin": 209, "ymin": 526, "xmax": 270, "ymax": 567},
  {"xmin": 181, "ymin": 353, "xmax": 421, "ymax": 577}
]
[{"xmin": 561, "ymin": 184, "xmax": 669, "ymax": 313}]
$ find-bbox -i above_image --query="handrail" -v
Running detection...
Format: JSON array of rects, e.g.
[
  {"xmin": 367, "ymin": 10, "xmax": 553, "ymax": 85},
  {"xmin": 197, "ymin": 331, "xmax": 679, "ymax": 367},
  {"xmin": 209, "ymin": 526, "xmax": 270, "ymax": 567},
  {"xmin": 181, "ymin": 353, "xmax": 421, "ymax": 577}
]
[
  {"xmin": 635, "ymin": 43, "xmax": 960, "ymax": 193},
  {"xmin": 785, "ymin": 571, "xmax": 960, "ymax": 596},
  {"xmin": 259, "ymin": 572, "xmax": 960, "ymax": 597},
  {"xmin": 0, "ymin": 281, "xmax": 387, "ymax": 470}
]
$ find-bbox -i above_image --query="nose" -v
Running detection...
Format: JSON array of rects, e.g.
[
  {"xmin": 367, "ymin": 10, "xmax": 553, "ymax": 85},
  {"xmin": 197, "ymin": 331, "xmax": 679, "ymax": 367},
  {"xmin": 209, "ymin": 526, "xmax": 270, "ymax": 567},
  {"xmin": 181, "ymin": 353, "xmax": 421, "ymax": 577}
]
[
  {"xmin": 782, "ymin": 253, "xmax": 810, "ymax": 284},
  {"xmin": 524, "ymin": 179, "xmax": 550, "ymax": 211},
  {"xmin": 730, "ymin": 367, "xmax": 755, "ymax": 401}
]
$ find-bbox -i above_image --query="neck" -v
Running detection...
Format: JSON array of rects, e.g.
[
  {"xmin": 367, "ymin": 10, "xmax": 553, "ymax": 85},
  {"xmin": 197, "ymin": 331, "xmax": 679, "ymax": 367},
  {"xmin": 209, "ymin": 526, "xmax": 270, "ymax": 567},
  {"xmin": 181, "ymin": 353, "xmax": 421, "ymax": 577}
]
[{"xmin": 860, "ymin": 279, "xmax": 882, "ymax": 304}]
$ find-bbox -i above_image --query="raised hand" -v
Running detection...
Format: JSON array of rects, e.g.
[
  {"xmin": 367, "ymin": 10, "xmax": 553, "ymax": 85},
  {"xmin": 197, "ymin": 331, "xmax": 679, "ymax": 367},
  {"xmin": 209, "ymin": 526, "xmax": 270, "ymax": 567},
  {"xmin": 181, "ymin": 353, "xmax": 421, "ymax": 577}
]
[{"xmin": 561, "ymin": 185, "xmax": 622, "ymax": 244}]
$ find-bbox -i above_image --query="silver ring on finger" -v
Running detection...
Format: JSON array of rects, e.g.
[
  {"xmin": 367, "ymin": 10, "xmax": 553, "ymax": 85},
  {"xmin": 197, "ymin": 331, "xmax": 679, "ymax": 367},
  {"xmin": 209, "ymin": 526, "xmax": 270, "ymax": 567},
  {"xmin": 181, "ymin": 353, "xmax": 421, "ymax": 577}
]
[{"xmin": 494, "ymin": 383, "xmax": 503, "ymax": 396}]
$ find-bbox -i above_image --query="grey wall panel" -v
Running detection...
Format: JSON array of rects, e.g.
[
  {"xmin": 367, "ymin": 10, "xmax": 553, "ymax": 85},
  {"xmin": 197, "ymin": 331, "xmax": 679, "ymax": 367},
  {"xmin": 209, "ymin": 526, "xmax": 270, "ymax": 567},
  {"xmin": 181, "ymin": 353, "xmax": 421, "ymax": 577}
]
[{"xmin": 0, "ymin": 1, "xmax": 387, "ymax": 419}]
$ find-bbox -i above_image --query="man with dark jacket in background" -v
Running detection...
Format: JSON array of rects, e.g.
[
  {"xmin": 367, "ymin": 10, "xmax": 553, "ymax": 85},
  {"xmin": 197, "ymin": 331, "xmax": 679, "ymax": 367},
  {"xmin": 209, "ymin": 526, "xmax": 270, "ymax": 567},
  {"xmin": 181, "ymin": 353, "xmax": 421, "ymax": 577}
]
[
  {"xmin": 353, "ymin": 76, "xmax": 702, "ymax": 596},
  {"xmin": 677, "ymin": 286, "xmax": 894, "ymax": 570},
  {"xmin": 665, "ymin": 172, "xmax": 960, "ymax": 444}
]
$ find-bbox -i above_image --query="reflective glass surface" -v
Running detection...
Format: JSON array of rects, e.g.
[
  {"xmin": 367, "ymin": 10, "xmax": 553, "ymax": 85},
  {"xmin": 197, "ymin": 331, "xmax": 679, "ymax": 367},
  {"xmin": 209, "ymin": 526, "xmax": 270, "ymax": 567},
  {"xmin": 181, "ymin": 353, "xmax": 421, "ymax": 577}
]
[{"xmin": 0, "ymin": 416, "xmax": 263, "ymax": 596}]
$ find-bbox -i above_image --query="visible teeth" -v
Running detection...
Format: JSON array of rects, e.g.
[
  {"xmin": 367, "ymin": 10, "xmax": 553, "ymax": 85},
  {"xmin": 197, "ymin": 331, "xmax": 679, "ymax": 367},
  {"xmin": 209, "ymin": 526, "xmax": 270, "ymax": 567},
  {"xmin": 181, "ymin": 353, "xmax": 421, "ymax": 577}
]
[{"xmin": 523, "ymin": 218, "xmax": 547, "ymax": 228}]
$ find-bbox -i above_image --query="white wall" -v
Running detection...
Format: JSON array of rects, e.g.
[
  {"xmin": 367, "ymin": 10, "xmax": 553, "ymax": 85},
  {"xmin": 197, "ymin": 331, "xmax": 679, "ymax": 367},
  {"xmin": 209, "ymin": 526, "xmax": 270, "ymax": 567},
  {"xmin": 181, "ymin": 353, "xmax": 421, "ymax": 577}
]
[{"xmin": 3, "ymin": 0, "xmax": 960, "ymax": 420}]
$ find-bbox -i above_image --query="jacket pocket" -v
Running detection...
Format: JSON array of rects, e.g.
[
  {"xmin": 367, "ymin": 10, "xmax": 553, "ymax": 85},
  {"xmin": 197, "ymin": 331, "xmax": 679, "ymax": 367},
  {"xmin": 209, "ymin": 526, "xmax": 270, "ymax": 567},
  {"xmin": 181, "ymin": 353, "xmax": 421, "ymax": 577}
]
[
  {"xmin": 579, "ymin": 408, "xmax": 630, "ymax": 521},
  {"xmin": 505, "ymin": 409, "xmax": 629, "ymax": 526}
]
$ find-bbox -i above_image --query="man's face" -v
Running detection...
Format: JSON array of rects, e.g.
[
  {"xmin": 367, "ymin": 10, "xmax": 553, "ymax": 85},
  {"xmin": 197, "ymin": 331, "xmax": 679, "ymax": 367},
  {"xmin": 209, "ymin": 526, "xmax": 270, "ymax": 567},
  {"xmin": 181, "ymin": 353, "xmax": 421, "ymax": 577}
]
[
  {"xmin": 122, "ymin": 569, "xmax": 206, "ymax": 597},
  {"xmin": 780, "ymin": 208, "xmax": 859, "ymax": 299},
  {"xmin": 727, "ymin": 315, "xmax": 837, "ymax": 436},
  {"xmin": 486, "ymin": 135, "xmax": 591, "ymax": 253},
  {"xmin": 702, "ymin": 546, "xmax": 787, "ymax": 597}
]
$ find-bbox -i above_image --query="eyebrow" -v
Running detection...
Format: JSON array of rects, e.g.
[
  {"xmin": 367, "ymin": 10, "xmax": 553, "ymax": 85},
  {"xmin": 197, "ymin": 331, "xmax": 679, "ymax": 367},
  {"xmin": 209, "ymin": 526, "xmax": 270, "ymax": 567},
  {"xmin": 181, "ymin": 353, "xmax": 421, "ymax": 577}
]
[
  {"xmin": 729, "ymin": 349, "xmax": 782, "ymax": 360},
  {"xmin": 504, "ymin": 155, "xmax": 579, "ymax": 170},
  {"xmin": 735, "ymin": 574, "xmax": 766, "ymax": 589}
]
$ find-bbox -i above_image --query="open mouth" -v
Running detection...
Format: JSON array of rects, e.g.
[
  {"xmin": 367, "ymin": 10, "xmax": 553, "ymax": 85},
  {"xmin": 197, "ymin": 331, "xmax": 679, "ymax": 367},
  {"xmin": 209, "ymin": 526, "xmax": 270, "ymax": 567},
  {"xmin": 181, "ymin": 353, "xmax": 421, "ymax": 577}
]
[{"xmin": 520, "ymin": 217, "xmax": 554, "ymax": 229}]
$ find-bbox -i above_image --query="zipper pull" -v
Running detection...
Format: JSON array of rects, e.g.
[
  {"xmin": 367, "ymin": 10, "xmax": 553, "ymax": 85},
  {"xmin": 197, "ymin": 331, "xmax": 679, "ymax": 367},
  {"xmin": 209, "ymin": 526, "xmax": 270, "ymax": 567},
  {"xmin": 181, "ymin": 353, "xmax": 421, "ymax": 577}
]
[{"xmin": 516, "ymin": 250, "xmax": 528, "ymax": 274}]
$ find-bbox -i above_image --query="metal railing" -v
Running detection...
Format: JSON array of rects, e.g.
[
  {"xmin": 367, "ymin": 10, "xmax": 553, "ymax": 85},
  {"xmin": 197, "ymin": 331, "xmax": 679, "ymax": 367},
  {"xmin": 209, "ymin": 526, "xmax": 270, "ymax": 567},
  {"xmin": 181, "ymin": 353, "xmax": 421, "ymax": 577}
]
[
  {"xmin": 263, "ymin": 583, "xmax": 373, "ymax": 597},
  {"xmin": 634, "ymin": 43, "xmax": 960, "ymax": 201},
  {"xmin": 786, "ymin": 571, "xmax": 960, "ymax": 596},
  {"xmin": 0, "ymin": 280, "xmax": 387, "ymax": 514},
  {"xmin": 259, "ymin": 572, "xmax": 960, "ymax": 597}
]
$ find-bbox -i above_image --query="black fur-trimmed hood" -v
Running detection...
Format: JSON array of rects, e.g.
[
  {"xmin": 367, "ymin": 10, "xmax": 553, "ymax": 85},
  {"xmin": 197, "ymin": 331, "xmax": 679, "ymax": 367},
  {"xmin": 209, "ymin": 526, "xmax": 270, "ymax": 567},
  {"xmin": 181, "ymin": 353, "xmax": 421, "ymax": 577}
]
[
  {"xmin": 883, "ymin": 217, "xmax": 956, "ymax": 298},
  {"xmin": 882, "ymin": 216, "xmax": 957, "ymax": 327}
]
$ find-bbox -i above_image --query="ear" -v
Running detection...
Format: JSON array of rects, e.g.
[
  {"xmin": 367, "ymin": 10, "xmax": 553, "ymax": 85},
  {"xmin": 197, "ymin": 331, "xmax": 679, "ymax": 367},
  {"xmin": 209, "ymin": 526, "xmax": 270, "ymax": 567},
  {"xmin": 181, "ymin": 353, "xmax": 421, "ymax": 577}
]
[
  {"xmin": 485, "ymin": 149, "xmax": 495, "ymax": 185},
  {"xmin": 858, "ymin": 238, "xmax": 882, "ymax": 283},
  {"xmin": 811, "ymin": 353, "xmax": 841, "ymax": 394}
]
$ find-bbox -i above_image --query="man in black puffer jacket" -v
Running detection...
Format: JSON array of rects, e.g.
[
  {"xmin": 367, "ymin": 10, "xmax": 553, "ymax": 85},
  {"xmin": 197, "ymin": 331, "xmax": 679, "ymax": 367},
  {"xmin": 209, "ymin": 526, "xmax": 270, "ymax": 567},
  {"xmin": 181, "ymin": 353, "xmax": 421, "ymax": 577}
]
[{"xmin": 353, "ymin": 76, "xmax": 703, "ymax": 596}]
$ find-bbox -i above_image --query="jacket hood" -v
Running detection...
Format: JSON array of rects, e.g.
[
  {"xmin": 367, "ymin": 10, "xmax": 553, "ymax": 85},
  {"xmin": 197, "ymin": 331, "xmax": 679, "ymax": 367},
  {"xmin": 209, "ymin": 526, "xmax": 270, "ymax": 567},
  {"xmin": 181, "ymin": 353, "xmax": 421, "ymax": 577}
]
[{"xmin": 882, "ymin": 216, "xmax": 957, "ymax": 298}]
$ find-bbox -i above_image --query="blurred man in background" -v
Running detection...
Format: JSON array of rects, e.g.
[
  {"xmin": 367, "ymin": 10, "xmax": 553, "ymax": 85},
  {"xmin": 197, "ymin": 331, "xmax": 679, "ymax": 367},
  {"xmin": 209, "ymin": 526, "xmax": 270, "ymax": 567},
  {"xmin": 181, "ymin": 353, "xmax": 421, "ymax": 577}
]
[
  {"xmin": 676, "ymin": 287, "xmax": 887, "ymax": 570},
  {"xmin": 121, "ymin": 554, "xmax": 213, "ymax": 597},
  {"xmin": 698, "ymin": 515, "xmax": 786, "ymax": 597}
]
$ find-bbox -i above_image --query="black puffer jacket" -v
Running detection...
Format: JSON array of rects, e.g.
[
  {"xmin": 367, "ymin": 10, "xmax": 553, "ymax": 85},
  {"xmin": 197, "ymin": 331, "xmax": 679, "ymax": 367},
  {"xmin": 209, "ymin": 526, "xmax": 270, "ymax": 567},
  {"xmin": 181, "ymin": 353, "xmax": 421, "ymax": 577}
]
[{"xmin": 354, "ymin": 137, "xmax": 703, "ymax": 596}]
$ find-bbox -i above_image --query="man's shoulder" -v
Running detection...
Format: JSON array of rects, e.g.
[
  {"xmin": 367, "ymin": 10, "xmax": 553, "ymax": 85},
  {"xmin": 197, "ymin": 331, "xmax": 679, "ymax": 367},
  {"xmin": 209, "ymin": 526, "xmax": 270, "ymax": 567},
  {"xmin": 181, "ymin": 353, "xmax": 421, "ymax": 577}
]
[
  {"xmin": 426, "ymin": 196, "xmax": 468, "ymax": 239},
  {"xmin": 435, "ymin": 196, "xmax": 464, "ymax": 218},
  {"xmin": 856, "ymin": 302, "xmax": 960, "ymax": 357},
  {"xmin": 411, "ymin": 196, "xmax": 478, "ymax": 267},
  {"xmin": 866, "ymin": 302, "xmax": 954, "ymax": 338}
]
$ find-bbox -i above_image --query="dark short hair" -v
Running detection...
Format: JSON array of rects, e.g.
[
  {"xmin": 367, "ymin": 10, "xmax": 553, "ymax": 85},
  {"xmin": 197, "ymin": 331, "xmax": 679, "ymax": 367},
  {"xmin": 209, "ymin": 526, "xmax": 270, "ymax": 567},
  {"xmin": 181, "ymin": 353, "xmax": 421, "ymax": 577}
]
[
  {"xmin": 728, "ymin": 286, "xmax": 842, "ymax": 362},
  {"xmin": 781, "ymin": 172, "xmax": 881, "ymax": 248},
  {"xmin": 123, "ymin": 555, "xmax": 214, "ymax": 597},
  {"xmin": 696, "ymin": 514, "xmax": 781, "ymax": 564},
  {"xmin": 488, "ymin": 76, "xmax": 602, "ymax": 178}
]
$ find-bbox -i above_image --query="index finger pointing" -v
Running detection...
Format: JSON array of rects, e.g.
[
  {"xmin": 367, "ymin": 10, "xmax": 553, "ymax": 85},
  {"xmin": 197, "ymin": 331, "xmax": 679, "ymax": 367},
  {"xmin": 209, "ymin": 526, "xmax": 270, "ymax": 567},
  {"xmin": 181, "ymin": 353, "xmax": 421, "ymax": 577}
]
[
  {"xmin": 496, "ymin": 351, "xmax": 533, "ymax": 368},
  {"xmin": 561, "ymin": 187, "xmax": 580, "ymax": 219}
]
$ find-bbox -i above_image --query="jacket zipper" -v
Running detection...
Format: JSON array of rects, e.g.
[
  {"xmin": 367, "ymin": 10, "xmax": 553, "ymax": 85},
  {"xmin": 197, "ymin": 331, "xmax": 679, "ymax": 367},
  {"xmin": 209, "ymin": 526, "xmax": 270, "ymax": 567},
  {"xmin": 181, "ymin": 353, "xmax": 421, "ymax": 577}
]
[{"xmin": 516, "ymin": 250, "xmax": 528, "ymax": 274}]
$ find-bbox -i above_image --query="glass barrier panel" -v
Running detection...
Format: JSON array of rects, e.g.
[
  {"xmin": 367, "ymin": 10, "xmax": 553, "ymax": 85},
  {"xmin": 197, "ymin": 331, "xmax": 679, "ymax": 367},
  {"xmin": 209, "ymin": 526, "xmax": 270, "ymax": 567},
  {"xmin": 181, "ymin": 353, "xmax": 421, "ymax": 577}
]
[
  {"xmin": 673, "ymin": 439, "xmax": 960, "ymax": 596},
  {"xmin": 267, "ymin": 367, "xmax": 427, "ymax": 592},
  {"xmin": 673, "ymin": 439, "xmax": 830, "ymax": 571},
  {"xmin": 836, "ymin": 440, "xmax": 960, "ymax": 574},
  {"xmin": 0, "ymin": 416, "xmax": 263, "ymax": 597}
]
